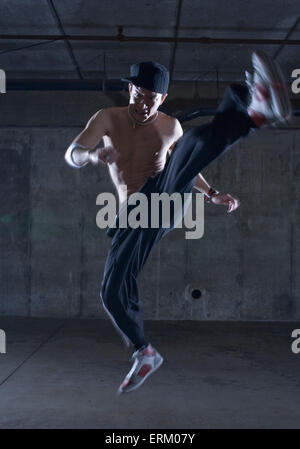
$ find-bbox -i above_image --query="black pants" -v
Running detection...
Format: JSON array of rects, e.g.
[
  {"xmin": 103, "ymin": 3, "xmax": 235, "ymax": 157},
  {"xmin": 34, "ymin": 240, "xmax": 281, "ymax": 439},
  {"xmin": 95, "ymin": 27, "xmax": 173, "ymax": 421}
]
[{"xmin": 100, "ymin": 84, "xmax": 257, "ymax": 350}]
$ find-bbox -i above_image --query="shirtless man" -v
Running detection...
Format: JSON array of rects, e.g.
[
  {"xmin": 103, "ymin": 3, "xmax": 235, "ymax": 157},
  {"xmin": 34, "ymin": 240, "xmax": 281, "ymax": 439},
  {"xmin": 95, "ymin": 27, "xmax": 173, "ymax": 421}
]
[{"xmin": 65, "ymin": 56, "xmax": 291, "ymax": 394}]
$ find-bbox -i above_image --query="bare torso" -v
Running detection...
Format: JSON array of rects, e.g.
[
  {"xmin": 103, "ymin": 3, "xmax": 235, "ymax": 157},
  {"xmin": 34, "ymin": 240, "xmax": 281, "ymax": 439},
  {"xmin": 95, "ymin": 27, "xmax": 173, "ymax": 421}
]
[{"xmin": 102, "ymin": 107, "xmax": 181, "ymax": 204}]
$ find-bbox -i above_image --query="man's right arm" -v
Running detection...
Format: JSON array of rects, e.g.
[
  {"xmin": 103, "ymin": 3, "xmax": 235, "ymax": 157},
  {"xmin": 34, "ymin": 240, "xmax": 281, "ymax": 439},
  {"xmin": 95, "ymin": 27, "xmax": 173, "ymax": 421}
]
[{"xmin": 64, "ymin": 109, "xmax": 111, "ymax": 168}]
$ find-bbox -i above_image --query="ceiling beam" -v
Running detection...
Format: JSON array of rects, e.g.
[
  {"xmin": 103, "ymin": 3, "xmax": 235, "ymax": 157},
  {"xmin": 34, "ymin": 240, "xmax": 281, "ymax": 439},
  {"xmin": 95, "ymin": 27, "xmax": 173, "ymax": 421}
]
[
  {"xmin": 46, "ymin": 0, "xmax": 83, "ymax": 79},
  {"xmin": 169, "ymin": 0, "xmax": 183, "ymax": 82},
  {"xmin": 273, "ymin": 16, "xmax": 300, "ymax": 59}
]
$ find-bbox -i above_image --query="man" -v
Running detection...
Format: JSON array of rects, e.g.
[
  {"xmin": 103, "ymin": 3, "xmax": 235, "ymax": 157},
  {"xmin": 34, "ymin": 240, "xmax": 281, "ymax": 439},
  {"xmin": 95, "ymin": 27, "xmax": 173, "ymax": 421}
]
[{"xmin": 65, "ymin": 54, "xmax": 291, "ymax": 394}]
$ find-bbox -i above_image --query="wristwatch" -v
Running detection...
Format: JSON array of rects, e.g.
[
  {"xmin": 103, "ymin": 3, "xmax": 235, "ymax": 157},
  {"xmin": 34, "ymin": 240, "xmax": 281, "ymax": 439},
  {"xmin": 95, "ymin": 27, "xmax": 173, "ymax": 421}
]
[{"xmin": 204, "ymin": 187, "xmax": 220, "ymax": 203}]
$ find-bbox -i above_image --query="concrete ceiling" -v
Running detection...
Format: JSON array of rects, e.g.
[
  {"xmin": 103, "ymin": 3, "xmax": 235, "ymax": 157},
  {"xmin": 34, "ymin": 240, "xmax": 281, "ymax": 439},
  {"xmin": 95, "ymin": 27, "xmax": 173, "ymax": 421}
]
[{"xmin": 0, "ymin": 0, "xmax": 299, "ymax": 84}]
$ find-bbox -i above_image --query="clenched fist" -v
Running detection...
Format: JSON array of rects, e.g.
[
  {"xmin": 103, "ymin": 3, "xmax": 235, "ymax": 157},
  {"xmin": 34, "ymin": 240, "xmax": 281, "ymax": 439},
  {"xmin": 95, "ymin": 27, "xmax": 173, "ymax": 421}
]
[{"xmin": 89, "ymin": 146, "xmax": 119, "ymax": 166}]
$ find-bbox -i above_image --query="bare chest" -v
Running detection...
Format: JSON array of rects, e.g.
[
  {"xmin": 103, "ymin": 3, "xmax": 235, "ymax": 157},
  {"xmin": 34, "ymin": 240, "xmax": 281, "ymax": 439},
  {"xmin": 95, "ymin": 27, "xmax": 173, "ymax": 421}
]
[{"xmin": 103, "ymin": 120, "xmax": 171, "ymax": 165}]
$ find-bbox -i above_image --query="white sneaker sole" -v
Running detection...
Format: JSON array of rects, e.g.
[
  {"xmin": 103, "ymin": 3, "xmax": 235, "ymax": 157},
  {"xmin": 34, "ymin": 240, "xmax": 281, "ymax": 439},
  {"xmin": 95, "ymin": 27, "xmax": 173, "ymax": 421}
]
[{"xmin": 252, "ymin": 50, "xmax": 292, "ymax": 124}]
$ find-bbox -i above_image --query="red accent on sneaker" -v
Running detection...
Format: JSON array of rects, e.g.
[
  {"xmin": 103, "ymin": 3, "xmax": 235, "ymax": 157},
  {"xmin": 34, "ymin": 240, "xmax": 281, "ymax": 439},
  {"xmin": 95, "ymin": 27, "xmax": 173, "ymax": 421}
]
[
  {"xmin": 137, "ymin": 364, "xmax": 152, "ymax": 377},
  {"xmin": 248, "ymin": 109, "xmax": 267, "ymax": 128},
  {"xmin": 254, "ymin": 83, "xmax": 270, "ymax": 102}
]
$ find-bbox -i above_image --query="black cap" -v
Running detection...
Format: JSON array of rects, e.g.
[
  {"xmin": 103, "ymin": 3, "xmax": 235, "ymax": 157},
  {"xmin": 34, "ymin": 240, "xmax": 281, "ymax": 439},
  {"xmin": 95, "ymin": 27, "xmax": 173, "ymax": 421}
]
[{"xmin": 122, "ymin": 61, "xmax": 169, "ymax": 94}]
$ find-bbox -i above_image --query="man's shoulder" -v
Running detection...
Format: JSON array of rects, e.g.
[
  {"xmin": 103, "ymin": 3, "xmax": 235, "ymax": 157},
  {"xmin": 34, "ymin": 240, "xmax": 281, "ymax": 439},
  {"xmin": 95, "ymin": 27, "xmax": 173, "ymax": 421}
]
[
  {"xmin": 105, "ymin": 106, "xmax": 127, "ymax": 117},
  {"xmin": 93, "ymin": 106, "xmax": 126, "ymax": 119},
  {"xmin": 159, "ymin": 111, "xmax": 181, "ymax": 126},
  {"xmin": 88, "ymin": 107, "xmax": 127, "ymax": 131},
  {"xmin": 159, "ymin": 112, "xmax": 183, "ymax": 137}
]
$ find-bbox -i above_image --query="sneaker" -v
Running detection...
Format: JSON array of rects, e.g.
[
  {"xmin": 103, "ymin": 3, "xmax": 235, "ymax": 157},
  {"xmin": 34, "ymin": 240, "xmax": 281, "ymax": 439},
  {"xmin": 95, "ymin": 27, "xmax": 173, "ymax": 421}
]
[
  {"xmin": 117, "ymin": 344, "xmax": 163, "ymax": 394},
  {"xmin": 247, "ymin": 50, "xmax": 292, "ymax": 127}
]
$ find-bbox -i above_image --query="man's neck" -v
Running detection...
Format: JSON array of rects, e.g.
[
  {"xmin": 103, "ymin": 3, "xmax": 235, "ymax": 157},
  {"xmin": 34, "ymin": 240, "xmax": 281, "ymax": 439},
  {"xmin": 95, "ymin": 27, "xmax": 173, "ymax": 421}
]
[{"xmin": 127, "ymin": 106, "xmax": 159, "ymax": 129}]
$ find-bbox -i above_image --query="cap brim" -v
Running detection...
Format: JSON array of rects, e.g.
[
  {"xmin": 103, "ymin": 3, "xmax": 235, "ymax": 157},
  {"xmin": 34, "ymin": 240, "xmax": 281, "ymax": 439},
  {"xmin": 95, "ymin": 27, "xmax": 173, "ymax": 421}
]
[{"xmin": 121, "ymin": 77, "xmax": 138, "ymax": 84}]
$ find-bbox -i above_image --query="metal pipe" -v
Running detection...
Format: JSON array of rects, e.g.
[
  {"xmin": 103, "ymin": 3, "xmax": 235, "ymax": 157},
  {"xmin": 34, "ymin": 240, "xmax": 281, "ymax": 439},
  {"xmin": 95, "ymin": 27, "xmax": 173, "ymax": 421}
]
[{"xmin": 1, "ymin": 34, "xmax": 300, "ymax": 45}]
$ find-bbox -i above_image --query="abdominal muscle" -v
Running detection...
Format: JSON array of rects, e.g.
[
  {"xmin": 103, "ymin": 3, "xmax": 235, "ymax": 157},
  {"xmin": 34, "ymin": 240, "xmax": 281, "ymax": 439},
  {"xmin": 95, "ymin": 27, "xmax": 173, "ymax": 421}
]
[
  {"xmin": 108, "ymin": 157, "xmax": 166, "ymax": 205},
  {"xmin": 103, "ymin": 140, "xmax": 168, "ymax": 205}
]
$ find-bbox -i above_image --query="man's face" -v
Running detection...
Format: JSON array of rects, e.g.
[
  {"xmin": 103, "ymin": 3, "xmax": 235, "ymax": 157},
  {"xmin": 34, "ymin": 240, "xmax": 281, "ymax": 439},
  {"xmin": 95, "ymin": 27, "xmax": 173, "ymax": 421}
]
[{"xmin": 128, "ymin": 83, "xmax": 167, "ymax": 122}]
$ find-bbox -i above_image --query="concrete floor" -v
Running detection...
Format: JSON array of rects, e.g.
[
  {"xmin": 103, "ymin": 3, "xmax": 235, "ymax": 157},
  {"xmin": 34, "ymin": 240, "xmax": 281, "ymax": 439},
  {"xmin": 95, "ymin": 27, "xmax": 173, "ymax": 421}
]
[{"xmin": 0, "ymin": 317, "xmax": 299, "ymax": 429}]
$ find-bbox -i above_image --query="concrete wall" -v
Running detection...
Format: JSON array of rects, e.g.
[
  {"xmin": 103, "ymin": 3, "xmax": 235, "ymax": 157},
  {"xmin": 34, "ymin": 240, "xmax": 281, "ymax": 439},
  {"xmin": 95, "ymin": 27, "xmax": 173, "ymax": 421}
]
[{"xmin": 0, "ymin": 89, "xmax": 299, "ymax": 319}]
